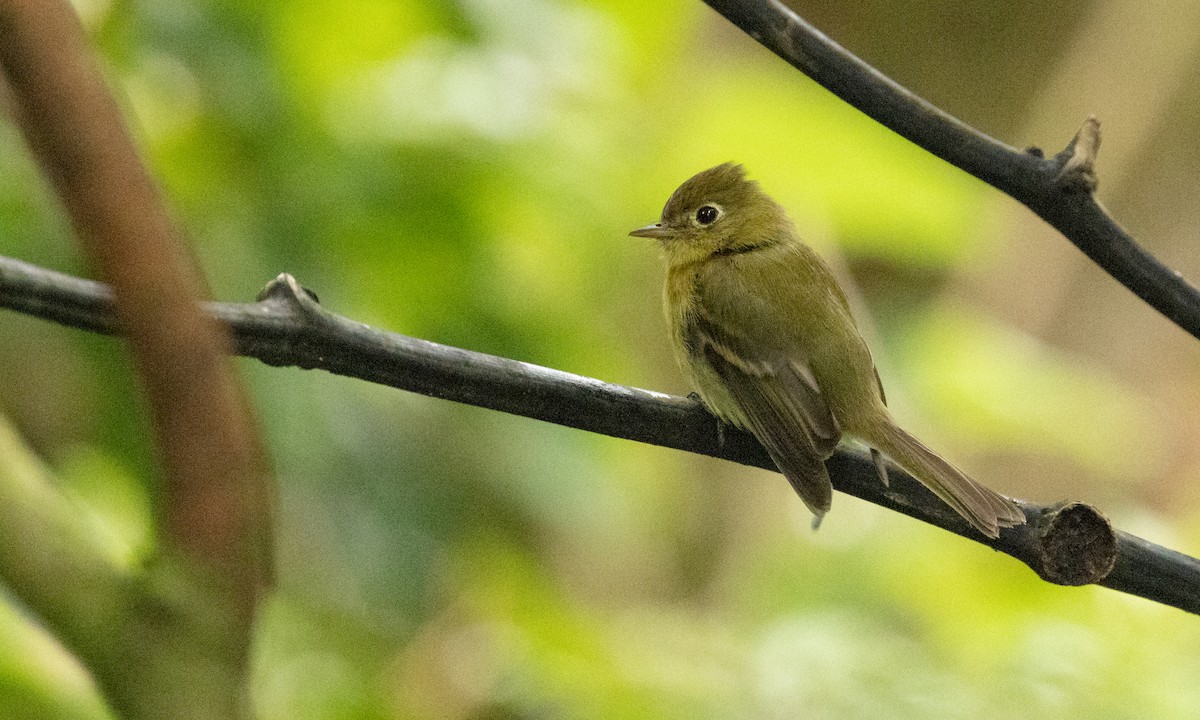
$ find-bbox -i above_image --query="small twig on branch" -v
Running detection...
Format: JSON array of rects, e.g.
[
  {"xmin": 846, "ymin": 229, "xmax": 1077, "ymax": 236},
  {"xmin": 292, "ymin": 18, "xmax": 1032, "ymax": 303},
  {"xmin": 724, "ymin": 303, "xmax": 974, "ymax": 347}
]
[
  {"xmin": 700, "ymin": 0, "xmax": 1200, "ymax": 341},
  {"xmin": 2, "ymin": 255, "xmax": 1198, "ymax": 615}
]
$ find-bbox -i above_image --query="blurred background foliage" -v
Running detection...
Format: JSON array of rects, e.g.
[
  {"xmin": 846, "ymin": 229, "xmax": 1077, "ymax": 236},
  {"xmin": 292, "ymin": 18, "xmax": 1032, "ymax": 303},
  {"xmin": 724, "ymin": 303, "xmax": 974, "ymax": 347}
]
[{"xmin": 2, "ymin": 0, "xmax": 1200, "ymax": 717}]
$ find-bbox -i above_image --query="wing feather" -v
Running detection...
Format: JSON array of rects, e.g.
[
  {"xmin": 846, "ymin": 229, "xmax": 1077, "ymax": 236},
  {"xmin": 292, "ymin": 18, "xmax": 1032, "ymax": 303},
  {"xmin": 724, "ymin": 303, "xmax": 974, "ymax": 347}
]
[{"xmin": 694, "ymin": 311, "xmax": 841, "ymax": 517}]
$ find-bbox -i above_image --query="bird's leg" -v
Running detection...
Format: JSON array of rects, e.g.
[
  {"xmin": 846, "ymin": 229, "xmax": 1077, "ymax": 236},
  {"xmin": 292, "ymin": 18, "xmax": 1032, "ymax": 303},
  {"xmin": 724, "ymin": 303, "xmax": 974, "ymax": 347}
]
[
  {"xmin": 688, "ymin": 391, "xmax": 728, "ymax": 448},
  {"xmin": 871, "ymin": 447, "xmax": 890, "ymax": 487},
  {"xmin": 870, "ymin": 368, "xmax": 892, "ymax": 487}
]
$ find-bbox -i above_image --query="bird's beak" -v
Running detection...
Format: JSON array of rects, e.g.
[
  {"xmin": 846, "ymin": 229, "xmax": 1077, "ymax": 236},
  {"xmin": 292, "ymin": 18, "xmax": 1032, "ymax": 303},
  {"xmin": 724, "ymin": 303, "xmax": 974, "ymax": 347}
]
[{"xmin": 629, "ymin": 222, "xmax": 672, "ymax": 239}]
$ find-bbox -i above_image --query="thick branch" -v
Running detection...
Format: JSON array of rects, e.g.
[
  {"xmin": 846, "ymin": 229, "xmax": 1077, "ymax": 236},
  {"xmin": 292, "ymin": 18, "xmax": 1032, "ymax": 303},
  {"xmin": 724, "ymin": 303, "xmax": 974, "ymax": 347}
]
[
  {"xmin": 3, "ymin": 256, "xmax": 1198, "ymax": 614},
  {"xmin": 0, "ymin": 0, "xmax": 272, "ymax": 603},
  {"xmin": 701, "ymin": 0, "xmax": 1200, "ymax": 341},
  {"xmin": 0, "ymin": 0, "xmax": 270, "ymax": 601},
  {"xmin": 0, "ymin": 0, "xmax": 269, "ymax": 716}
]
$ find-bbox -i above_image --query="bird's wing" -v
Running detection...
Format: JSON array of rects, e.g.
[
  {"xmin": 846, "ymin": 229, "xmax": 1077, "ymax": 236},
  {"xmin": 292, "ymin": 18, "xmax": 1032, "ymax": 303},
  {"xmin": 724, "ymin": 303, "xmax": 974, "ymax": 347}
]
[{"xmin": 692, "ymin": 310, "xmax": 842, "ymax": 517}]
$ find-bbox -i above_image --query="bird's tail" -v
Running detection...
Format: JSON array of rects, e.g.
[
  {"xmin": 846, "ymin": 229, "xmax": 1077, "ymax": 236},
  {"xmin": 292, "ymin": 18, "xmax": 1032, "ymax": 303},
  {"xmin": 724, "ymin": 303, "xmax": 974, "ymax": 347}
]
[{"xmin": 868, "ymin": 421, "xmax": 1024, "ymax": 539}]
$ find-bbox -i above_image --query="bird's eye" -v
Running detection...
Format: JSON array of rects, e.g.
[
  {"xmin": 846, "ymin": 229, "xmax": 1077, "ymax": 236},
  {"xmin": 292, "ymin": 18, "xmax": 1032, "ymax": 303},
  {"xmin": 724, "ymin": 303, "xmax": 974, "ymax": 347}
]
[{"xmin": 695, "ymin": 205, "xmax": 720, "ymax": 225}]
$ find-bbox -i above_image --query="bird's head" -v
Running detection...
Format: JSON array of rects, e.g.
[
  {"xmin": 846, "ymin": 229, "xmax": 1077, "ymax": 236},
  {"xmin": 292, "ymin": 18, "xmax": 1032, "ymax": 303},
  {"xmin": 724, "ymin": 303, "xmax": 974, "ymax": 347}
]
[{"xmin": 629, "ymin": 163, "xmax": 788, "ymax": 263}]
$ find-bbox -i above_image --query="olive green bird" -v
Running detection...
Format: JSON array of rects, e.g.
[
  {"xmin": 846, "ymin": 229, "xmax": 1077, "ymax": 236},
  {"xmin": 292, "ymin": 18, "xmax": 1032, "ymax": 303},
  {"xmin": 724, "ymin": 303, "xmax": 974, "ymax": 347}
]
[{"xmin": 631, "ymin": 163, "xmax": 1024, "ymax": 538}]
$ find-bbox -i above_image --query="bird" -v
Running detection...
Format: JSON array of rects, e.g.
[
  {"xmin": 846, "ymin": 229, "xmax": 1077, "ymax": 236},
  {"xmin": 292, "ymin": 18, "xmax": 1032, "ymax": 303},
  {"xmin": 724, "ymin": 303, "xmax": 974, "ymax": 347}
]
[{"xmin": 630, "ymin": 163, "xmax": 1024, "ymax": 538}]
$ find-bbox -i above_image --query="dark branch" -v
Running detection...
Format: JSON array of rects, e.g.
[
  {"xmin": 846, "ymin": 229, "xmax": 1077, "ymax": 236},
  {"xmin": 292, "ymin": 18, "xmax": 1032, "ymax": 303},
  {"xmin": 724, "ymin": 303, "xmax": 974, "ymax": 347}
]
[
  {"xmin": 701, "ymin": 0, "xmax": 1200, "ymax": 341},
  {"xmin": 3, "ymin": 255, "xmax": 1198, "ymax": 615}
]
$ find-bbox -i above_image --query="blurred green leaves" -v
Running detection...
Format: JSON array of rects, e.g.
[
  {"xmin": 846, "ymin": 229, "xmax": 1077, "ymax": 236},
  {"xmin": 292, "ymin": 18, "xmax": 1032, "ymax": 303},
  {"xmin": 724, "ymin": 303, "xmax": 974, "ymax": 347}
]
[
  {"xmin": 904, "ymin": 307, "xmax": 1165, "ymax": 484},
  {"xmin": 662, "ymin": 56, "xmax": 988, "ymax": 266}
]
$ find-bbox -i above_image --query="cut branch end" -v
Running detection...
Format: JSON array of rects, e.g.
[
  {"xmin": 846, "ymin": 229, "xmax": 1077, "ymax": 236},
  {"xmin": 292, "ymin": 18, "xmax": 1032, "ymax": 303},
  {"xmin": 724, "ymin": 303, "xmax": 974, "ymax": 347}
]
[{"xmin": 1032, "ymin": 501, "xmax": 1117, "ymax": 585}]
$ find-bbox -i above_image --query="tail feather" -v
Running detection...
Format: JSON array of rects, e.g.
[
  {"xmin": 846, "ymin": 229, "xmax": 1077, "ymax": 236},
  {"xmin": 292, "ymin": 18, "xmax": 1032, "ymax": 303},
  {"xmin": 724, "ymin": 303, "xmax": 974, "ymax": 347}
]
[{"xmin": 868, "ymin": 422, "xmax": 1024, "ymax": 539}]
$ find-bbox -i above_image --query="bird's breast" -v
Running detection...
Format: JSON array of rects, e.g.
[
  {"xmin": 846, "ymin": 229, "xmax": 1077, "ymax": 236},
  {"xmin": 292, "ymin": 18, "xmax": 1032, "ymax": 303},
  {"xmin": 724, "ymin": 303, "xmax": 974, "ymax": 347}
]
[{"xmin": 662, "ymin": 261, "xmax": 748, "ymax": 427}]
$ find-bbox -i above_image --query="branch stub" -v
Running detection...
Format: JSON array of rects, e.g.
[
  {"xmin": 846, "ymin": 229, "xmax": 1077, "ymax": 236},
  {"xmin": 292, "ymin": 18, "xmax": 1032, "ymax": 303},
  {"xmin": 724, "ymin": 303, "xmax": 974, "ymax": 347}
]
[{"xmin": 1054, "ymin": 115, "xmax": 1102, "ymax": 193}]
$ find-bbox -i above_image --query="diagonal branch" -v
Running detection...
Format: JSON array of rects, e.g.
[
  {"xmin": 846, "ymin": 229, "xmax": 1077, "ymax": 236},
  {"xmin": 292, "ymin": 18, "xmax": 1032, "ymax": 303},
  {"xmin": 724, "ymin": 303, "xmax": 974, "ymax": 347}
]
[
  {"xmin": 0, "ymin": 0, "xmax": 272, "ymax": 595},
  {"xmin": 2, "ymin": 255, "xmax": 1198, "ymax": 615},
  {"xmin": 0, "ymin": 0, "xmax": 272, "ymax": 602},
  {"xmin": 0, "ymin": 0, "xmax": 270, "ymax": 715},
  {"xmin": 700, "ymin": 0, "xmax": 1200, "ymax": 341}
]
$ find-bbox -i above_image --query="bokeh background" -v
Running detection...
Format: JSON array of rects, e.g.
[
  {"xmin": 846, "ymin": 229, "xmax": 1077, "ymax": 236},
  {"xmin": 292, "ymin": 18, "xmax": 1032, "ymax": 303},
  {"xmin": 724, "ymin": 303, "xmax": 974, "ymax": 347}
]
[{"xmin": 3, "ymin": 0, "xmax": 1200, "ymax": 717}]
